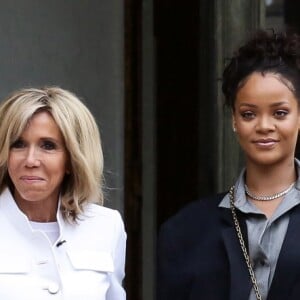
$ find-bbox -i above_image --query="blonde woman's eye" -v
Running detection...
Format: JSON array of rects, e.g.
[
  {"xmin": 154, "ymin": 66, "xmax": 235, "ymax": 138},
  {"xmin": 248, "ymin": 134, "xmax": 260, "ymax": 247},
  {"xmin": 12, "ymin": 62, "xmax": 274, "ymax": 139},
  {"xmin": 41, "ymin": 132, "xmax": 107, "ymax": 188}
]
[
  {"xmin": 11, "ymin": 139, "xmax": 25, "ymax": 149},
  {"xmin": 42, "ymin": 141, "xmax": 56, "ymax": 150}
]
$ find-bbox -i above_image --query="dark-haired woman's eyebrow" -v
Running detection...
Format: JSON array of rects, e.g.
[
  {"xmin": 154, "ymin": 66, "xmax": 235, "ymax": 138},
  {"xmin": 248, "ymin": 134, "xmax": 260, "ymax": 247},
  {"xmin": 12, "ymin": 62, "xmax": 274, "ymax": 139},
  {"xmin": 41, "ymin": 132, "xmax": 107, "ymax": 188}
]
[
  {"xmin": 269, "ymin": 101, "xmax": 290, "ymax": 107},
  {"xmin": 238, "ymin": 103, "xmax": 257, "ymax": 108}
]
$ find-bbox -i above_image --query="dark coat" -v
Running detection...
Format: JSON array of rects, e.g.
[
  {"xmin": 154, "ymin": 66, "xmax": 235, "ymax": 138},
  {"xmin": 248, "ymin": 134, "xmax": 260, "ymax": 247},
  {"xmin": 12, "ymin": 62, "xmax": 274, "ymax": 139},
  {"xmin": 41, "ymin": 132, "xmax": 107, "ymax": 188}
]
[{"xmin": 157, "ymin": 193, "xmax": 300, "ymax": 300}]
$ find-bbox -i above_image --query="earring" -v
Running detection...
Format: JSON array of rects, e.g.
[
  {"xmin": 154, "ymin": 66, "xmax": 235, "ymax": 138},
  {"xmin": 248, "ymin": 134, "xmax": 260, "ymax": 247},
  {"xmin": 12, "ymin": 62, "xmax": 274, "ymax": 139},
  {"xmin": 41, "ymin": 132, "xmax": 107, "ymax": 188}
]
[{"xmin": 233, "ymin": 127, "xmax": 236, "ymax": 132}]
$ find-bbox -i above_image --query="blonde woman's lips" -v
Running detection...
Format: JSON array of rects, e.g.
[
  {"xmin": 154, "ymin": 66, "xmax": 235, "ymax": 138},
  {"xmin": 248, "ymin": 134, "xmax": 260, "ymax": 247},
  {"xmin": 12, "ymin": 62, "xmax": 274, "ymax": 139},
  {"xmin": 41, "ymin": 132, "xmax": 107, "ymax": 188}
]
[{"xmin": 20, "ymin": 176, "xmax": 45, "ymax": 183}]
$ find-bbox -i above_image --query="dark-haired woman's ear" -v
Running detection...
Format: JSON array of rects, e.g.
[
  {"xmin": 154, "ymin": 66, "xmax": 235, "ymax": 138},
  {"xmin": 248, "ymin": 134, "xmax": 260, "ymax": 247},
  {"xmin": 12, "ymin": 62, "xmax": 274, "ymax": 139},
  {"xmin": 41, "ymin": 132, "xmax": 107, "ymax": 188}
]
[{"xmin": 232, "ymin": 116, "xmax": 237, "ymax": 133}]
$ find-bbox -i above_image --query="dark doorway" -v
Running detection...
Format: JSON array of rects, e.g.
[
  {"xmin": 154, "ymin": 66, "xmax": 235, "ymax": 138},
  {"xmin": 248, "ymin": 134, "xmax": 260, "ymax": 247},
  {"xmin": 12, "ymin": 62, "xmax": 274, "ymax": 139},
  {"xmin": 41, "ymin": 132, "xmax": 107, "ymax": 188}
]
[
  {"xmin": 124, "ymin": 0, "xmax": 142, "ymax": 299},
  {"xmin": 154, "ymin": 0, "xmax": 216, "ymax": 228},
  {"xmin": 284, "ymin": 0, "xmax": 300, "ymax": 33}
]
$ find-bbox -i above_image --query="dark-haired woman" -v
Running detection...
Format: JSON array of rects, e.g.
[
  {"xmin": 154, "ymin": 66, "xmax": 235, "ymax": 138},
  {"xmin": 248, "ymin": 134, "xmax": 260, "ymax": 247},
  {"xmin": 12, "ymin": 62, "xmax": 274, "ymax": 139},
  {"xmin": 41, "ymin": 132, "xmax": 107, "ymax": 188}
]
[{"xmin": 157, "ymin": 30, "xmax": 300, "ymax": 300}]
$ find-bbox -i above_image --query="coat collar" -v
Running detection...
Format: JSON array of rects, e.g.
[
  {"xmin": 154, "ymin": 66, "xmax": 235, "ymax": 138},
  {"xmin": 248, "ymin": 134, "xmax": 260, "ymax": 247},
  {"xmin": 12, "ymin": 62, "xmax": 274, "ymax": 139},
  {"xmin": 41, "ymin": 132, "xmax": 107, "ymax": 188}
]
[
  {"xmin": 0, "ymin": 187, "xmax": 65, "ymax": 242},
  {"xmin": 220, "ymin": 206, "xmax": 252, "ymax": 300},
  {"xmin": 267, "ymin": 203, "xmax": 300, "ymax": 299}
]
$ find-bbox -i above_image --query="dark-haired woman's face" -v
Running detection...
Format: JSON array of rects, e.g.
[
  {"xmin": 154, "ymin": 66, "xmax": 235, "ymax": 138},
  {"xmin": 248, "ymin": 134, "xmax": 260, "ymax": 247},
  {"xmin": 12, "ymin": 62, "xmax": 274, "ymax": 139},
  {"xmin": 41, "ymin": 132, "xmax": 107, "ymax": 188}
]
[{"xmin": 232, "ymin": 72, "xmax": 300, "ymax": 167}]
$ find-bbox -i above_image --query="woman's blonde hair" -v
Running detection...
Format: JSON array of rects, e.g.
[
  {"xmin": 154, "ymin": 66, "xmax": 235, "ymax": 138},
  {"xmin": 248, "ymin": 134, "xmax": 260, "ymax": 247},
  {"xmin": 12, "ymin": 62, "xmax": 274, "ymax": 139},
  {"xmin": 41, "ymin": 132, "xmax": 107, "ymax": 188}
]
[{"xmin": 0, "ymin": 86, "xmax": 104, "ymax": 222}]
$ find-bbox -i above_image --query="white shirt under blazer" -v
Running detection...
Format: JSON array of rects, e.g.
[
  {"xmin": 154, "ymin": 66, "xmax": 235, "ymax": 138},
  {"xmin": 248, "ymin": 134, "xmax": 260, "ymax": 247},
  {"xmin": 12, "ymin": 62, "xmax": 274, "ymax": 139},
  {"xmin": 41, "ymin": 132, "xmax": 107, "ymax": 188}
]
[{"xmin": 0, "ymin": 188, "xmax": 126, "ymax": 300}]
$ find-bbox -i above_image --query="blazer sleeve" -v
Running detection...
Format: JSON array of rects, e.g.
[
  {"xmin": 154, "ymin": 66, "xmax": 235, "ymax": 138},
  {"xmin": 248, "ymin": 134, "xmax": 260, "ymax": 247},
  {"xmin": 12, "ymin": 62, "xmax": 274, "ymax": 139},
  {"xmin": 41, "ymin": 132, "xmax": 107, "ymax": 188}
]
[
  {"xmin": 106, "ymin": 210, "xmax": 127, "ymax": 300},
  {"xmin": 156, "ymin": 195, "xmax": 225, "ymax": 300},
  {"xmin": 157, "ymin": 219, "xmax": 188, "ymax": 300}
]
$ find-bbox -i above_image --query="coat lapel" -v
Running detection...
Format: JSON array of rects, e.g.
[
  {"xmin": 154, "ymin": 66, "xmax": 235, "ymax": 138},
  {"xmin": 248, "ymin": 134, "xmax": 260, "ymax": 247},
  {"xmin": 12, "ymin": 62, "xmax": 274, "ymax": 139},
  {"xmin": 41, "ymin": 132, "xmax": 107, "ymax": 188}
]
[
  {"xmin": 267, "ymin": 204, "xmax": 300, "ymax": 299},
  {"xmin": 220, "ymin": 207, "xmax": 252, "ymax": 300}
]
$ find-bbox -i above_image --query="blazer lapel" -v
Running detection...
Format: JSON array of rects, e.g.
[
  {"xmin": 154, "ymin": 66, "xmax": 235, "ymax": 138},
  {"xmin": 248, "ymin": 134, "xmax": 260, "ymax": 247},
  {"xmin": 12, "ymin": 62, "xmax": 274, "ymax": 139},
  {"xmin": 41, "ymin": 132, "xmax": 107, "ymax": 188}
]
[
  {"xmin": 220, "ymin": 207, "xmax": 252, "ymax": 300},
  {"xmin": 267, "ymin": 204, "xmax": 300, "ymax": 299}
]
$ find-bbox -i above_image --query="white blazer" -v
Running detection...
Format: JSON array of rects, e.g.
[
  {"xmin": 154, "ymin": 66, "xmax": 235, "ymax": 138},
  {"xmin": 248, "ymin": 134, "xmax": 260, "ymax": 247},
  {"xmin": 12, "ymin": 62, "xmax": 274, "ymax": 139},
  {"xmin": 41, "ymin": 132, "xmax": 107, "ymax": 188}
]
[{"xmin": 0, "ymin": 188, "xmax": 126, "ymax": 300}]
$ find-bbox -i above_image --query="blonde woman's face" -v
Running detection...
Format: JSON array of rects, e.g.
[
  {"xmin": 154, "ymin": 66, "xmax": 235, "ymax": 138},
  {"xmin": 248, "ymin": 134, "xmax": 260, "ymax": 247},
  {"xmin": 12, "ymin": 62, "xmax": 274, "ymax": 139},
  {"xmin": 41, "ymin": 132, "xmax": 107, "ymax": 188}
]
[{"xmin": 8, "ymin": 111, "xmax": 69, "ymax": 212}]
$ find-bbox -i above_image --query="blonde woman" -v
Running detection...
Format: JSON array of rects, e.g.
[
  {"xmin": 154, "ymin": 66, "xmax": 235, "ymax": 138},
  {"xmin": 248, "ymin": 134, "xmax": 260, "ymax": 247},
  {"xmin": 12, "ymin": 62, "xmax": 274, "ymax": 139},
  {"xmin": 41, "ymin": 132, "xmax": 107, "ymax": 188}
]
[{"xmin": 0, "ymin": 87, "xmax": 126, "ymax": 300}]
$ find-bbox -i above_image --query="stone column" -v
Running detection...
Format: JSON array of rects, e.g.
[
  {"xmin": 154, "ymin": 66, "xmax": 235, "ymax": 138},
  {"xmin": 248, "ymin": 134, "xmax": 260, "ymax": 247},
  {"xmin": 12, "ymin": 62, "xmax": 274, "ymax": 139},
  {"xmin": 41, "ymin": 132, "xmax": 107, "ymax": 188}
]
[{"xmin": 213, "ymin": 0, "xmax": 265, "ymax": 191}]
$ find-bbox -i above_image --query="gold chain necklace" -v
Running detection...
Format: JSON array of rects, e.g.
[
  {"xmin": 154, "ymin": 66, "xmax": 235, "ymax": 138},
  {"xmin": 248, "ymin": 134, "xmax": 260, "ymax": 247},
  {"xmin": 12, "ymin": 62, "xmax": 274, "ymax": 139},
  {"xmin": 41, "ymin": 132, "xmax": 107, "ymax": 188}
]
[{"xmin": 229, "ymin": 186, "xmax": 262, "ymax": 300}]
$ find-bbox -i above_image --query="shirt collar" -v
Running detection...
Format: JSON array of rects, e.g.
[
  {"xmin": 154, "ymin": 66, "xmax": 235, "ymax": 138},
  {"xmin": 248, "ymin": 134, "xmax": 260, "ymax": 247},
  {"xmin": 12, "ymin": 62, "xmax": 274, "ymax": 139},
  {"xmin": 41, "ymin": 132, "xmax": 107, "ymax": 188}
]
[{"xmin": 219, "ymin": 158, "xmax": 300, "ymax": 220}]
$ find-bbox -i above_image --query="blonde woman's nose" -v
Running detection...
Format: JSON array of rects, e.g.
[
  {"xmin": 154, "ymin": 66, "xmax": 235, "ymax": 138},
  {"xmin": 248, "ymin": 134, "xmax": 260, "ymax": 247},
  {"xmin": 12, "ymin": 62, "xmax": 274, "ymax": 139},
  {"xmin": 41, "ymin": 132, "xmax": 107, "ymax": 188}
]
[{"xmin": 25, "ymin": 146, "xmax": 41, "ymax": 167}]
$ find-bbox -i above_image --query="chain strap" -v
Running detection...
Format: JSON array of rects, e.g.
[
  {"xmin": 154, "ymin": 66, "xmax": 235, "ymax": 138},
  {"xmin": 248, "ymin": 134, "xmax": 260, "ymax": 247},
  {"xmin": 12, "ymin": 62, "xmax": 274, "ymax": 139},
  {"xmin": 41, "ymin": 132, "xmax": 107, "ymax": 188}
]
[{"xmin": 229, "ymin": 186, "xmax": 262, "ymax": 300}]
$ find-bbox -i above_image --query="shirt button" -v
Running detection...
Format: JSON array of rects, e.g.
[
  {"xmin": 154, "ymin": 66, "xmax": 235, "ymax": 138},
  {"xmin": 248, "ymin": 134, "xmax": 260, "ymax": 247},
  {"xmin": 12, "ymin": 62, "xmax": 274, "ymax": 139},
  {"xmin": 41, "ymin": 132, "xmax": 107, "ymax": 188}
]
[
  {"xmin": 260, "ymin": 260, "xmax": 266, "ymax": 266},
  {"xmin": 47, "ymin": 282, "xmax": 60, "ymax": 294},
  {"xmin": 36, "ymin": 259, "xmax": 48, "ymax": 265}
]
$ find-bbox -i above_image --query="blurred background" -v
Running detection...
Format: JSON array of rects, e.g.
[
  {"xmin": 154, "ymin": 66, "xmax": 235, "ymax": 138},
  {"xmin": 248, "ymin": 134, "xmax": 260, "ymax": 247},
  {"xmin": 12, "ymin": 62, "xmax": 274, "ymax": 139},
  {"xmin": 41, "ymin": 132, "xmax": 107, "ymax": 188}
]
[{"xmin": 0, "ymin": 1, "xmax": 299, "ymax": 299}]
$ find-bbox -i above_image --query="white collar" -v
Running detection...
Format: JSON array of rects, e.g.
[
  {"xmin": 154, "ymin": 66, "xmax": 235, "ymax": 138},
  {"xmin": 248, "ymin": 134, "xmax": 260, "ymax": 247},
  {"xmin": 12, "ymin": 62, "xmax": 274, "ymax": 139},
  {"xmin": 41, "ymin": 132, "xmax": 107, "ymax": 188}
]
[{"xmin": 0, "ymin": 187, "xmax": 65, "ymax": 238}]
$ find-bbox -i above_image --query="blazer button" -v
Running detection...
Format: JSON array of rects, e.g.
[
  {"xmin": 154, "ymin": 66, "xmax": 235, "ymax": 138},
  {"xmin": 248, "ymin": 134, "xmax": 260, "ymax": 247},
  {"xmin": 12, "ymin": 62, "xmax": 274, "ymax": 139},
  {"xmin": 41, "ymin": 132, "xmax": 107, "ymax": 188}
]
[{"xmin": 47, "ymin": 282, "xmax": 60, "ymax": 294}]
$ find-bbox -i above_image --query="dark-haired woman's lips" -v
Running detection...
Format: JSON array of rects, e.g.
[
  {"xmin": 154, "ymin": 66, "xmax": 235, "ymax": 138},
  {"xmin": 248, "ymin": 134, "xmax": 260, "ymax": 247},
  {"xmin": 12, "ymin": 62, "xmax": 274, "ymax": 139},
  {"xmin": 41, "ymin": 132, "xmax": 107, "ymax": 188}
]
[{"xmin": 253, "ymin": 138, "xmax": 278, "ymax": 148}]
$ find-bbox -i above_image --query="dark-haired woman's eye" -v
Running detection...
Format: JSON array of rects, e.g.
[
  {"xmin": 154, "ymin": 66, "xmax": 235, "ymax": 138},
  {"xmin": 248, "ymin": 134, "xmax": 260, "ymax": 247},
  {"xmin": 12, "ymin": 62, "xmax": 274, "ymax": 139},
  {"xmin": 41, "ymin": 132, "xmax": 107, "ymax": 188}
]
[
  {"xmin": 241, "ymin": 111, "xmax": 255, "ymax": 120},
  {"xmin": 274, "ymin": 110, "xmax": 288, "ymax": 118}
]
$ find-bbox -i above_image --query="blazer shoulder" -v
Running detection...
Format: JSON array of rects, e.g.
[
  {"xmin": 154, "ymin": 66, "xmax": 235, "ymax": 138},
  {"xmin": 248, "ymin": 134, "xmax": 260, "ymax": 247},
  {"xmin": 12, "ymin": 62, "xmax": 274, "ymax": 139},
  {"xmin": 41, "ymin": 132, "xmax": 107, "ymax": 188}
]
[
  {"xmin": 158, "ymin": 192, "xmax": 226, "ymax": 245},
  {"xmin": 157, "ymin": 192, "xmax": 227, "ymax": 268},
  {"xmin": 83, "ymin": 203, "xmax": 123, "ymax": 219},
  {"xmin": 161, "ymin": 192, "xmax": 226, "ymax": 228},
  {"xmin": 78, "ymin": 203, "xmax": 125, "ymax": 234},
  {"xmin": 66, "ymin": 204, "xmax": 126, "ymax": 250}
]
